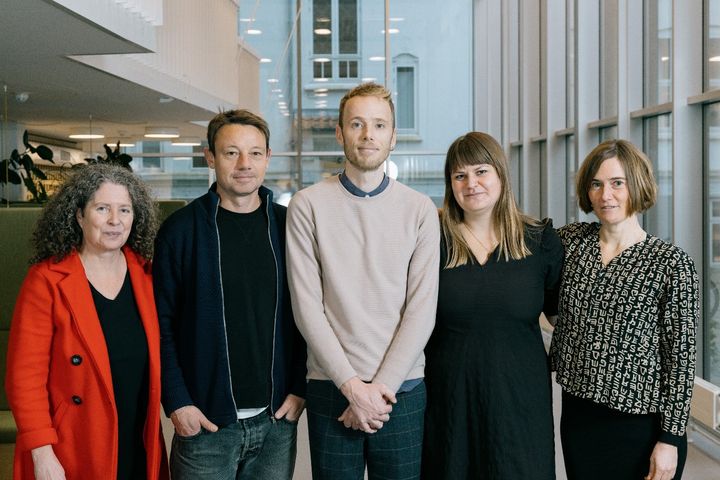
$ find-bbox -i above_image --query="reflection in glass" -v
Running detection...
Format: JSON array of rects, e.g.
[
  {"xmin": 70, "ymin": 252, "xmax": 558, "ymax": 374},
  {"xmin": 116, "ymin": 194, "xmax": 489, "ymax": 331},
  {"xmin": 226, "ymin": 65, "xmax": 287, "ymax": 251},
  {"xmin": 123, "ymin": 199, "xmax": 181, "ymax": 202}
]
[
  {"xmin": 705, "ymin": 103, "xmax": 720, "ymax": 385},
  {"xmin": 706, "ymin": 0, "xmax": 720, "ymax": 90},
  {"xmin": 236, "ymin": 0, "xmax": 471, "ymax": 199},
  {"xmin": 389, "ymin": 0, "xmax": 472, "ymax": 202},
  {"xmin": 508, "ymin": 0, "xmax": 521, "ymax": 140},
  {"xmin": 392, "ymin": 154, "xmax": 446, "ymax": 206},
  {"xmin": 510, "ymin": 146, "xmax": 522, "ymax": 207},
  {"xmin": 644, "ymin": 0, "xmax": 672, "ymax": 105},
  {"xmin": 396, "ymin": 66, "xmax": 416, "ymax": 130},
  {"xmin": 600, "ymin": 0, "xmax": 618, "ymax": 118},
  {"xmin": 566, "ymin": 0, "xmax": 575, "ymax": 128},
  {"xmin": 314, "ymin": 0, "xmax": 332, "ymax": 54},
  {"xmin": 339, "ymin": 0, "xmax": 358, "ymax": 54},
  {"xmin": 599, "ymin": 125, "xmax": 618, "ymax": 142},
  {"xmin": 643, "ymin": 114, "xmax": 672, "ymax": 242},
  {"xmin": 566, "ymin": 135, "xmax": 577, "ymax": 224}
]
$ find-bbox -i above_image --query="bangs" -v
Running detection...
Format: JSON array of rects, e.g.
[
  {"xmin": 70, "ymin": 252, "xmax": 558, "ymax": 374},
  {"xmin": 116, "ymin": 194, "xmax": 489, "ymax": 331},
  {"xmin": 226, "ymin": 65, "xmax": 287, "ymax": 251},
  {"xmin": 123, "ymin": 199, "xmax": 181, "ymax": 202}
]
[{"xmin": 446, "ymin": 140, "xmax": 492, "ymax": 177}]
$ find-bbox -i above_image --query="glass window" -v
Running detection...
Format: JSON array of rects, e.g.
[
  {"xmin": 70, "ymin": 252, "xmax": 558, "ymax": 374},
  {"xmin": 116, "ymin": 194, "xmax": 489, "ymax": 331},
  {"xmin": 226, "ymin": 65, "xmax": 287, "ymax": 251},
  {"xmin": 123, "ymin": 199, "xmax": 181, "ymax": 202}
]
[
  {"xmin": 566, "ymin": 134, "xmax": 578, "ymax": 224},
  {"xmin": 508, "ymin": 0, "xmax": 521, "ymax": 141},
  {"xmin": 600, "ymin": 0, "xmax": 618, "ymax": 118},
  {"xmin": 192, "ymin": 156, "xmax": 207, "ymax": 169},
  {"xmin": 706, "ymin": 0, "xmax": 720, "ymax": 90},
  {"xmin": 644, "ymin": 0, "xmax": 672, "ymax": 105},
  {"xmin": 643, "ymin": 114, "xmax": 673, "ymax": 242},
  {"xmin": 395, "ymin": 56, "xmax": 417, "ymax": 133},
  {"xmin": 237, "ymin": 0, "xmax": 472, "ymax": 200},
  {"xmin": 139, "ymin": 141, "xmax": 161, "ymax": 170},
  {"xmin": 539, "ymin": 6, "xmax": 546, "ymax": 135},
  {"xmin": 705, "ymin": 102, "xmax": 720, "ymax": 385},
  {"xmin": 510, "ymin": 146, "xmax": 523, "ymax": 206},
  {"xmin": 338, "ymin": 0, "xmax": 358, "ymax": 54},
  {"xmin": 311, "ymin": 0, "xmax": 359, "ymax": 82},
  {"xmin": 313, "ymin": 0, "xmax": 332, "ymax": 54},
  {"xmin": 566, "ymin": 0, "xmax": 575, "ymax": 128},
  {"xmin": 599, "ymin": 125, "xmax": 618, "ymax": 141},
  {"xmin": 388, "ymin": 0, "xmax": 472, "ymax": 205}
]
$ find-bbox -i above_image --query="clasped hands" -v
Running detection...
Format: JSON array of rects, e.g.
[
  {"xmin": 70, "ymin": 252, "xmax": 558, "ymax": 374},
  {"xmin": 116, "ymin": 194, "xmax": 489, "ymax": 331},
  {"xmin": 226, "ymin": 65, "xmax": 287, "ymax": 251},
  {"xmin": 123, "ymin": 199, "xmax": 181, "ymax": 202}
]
[{"xmin": 339, "ymin": 376, "xmax": 397, "ymax": 434}]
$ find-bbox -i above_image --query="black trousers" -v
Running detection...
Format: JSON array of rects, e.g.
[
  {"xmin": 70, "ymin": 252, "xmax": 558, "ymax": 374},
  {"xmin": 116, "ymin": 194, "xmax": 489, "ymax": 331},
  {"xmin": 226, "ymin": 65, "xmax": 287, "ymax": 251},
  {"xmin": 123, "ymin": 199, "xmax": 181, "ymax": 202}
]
[{"xmin": 560, "ymin": 391, "xmax": 687, "ymax": 480}]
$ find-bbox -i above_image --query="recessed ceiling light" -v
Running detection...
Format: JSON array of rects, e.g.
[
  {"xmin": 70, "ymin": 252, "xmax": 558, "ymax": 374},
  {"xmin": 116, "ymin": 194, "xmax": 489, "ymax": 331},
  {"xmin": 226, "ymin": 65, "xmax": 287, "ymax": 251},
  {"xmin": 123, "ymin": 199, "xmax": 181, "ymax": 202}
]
[
  {"xmin": 171, "ymin": 137, "xmax": 202, "ymax": 146},
  {"xmin": 260, "ymin": 58, "xmax": 272, "ymax": 63},
  {"xmin": 315, "ymin": 93, "xmax": 328, "ymax": 97},
  {"xmin": 268, "ymin": 78, "xmax": 279, "ymax": 83},
  {"xmin": 106, "ymin": 138, "xmax": 136, "ymax": 147},
  {"xmin": 381, "ymin": 29, "xmax": 400, "ymax": 34},
  {"xmin": 314, "ymin": 78, "xmax": 329, "ymax": 82},
  {"xmin": 314, "ymin": 58, "xmax": 331, "ymax": 63},
  {"xmin": 314, "ymin": 28, "xmax": 332, "ymax": 35},
  {"xmin": 144, "ymin": 127, "xmax": 180, "ymax": 139},
  {"xmin": 314, "ymin": 88, "xmax": 329, "ymax": 93},
  {"xmin": 271, "ymin": 88, "xmax": 282, "ymax": 93},
  {"xmin": 68, "ymin": 127, "xmax": 105, "ymax": 139},
  {"xmin": 361, "ymin": 77, "xmax": 377, "ymax": 82},
  {"xmin": 710, "ymin": 56, "xmax": 720, "ymax": 62},
  {"xmin": 247, "ymin": 29, "xmax": 262, "ymax": 35},
  {"xmin": 369, "ymin": 56, "xmax": 385, "ymax": 62}
]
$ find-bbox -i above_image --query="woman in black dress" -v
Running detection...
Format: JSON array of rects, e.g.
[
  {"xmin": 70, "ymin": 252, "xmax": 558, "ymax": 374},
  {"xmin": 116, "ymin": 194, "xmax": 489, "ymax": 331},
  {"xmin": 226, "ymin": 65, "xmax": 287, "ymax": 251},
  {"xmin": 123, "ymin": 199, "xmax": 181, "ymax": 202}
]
[
  {"xmin": 551, "ymin": 139, "xmax": 699, "ymax": 480},
  {"xmin": 422, "ymin": 132, "xmax": 563, "ymax": 479}
]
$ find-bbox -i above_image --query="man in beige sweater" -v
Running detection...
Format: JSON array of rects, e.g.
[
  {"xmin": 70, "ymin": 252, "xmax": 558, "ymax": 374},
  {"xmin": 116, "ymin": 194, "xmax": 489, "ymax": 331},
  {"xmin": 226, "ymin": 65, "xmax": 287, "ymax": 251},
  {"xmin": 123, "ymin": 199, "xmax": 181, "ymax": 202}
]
[{"xmin": 286, "ymin": 83, "xmax": 440, "ymax": 480}]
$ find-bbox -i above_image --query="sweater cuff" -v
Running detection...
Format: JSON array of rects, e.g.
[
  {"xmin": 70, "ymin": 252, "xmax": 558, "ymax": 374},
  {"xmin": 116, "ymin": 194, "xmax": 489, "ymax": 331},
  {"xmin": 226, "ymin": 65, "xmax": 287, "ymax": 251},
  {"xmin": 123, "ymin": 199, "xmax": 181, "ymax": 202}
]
[
  {"xmin": 290, "ymin": 376, "xmax": 307, "ymax": 399},
  {"xmin": 658, "ymin": 430, "xmax": 685, "ymax": 447}
]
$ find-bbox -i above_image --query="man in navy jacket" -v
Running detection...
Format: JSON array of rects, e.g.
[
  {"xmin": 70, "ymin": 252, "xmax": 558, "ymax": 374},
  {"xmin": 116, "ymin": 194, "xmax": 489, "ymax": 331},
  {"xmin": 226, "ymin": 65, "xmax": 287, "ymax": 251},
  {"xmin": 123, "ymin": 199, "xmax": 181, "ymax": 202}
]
[{"xmin": 154, "ymin": 109, "xmax": 306, "ymax": 480}]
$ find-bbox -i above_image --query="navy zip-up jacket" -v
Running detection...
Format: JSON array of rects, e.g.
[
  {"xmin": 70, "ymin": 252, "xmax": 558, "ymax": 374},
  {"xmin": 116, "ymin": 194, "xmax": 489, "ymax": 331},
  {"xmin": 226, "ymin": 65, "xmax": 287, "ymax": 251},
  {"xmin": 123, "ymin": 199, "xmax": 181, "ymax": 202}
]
[{"xmin": 153, "ymin": 184, "xmax": 306, "ymax": 427}]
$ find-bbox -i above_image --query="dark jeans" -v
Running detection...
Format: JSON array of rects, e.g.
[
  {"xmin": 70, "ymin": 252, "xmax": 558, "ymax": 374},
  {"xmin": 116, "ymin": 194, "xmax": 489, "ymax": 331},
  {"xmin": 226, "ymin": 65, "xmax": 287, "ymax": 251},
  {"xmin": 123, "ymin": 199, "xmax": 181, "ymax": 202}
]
[
  {"xmin": 170, "ymin": 409, "xmax": 298, "ymax": 480},
  {"xmin": 306, "ymin": 379, "xmax": 426, "ymax": 480}
]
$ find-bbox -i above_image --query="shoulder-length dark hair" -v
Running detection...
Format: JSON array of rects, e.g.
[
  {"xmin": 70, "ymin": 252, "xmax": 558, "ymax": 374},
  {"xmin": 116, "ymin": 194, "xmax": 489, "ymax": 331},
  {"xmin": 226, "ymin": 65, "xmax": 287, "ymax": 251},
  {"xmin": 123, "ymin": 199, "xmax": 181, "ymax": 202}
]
[
  {"xmin": 31, "ymin": 163, "xmax": 158, "ymax": 263},
  {"xmin": 442, "ymin": 131, "xmax": 540, "ymax": 268}
]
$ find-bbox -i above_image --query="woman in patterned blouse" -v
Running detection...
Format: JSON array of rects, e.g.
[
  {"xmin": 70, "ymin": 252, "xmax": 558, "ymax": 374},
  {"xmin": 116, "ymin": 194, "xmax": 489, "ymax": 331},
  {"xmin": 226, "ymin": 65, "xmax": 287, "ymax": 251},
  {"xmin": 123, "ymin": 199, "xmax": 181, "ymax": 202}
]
[{"xmin": 550, "ymin": 139, "xmax": 699, "ymax": 480}]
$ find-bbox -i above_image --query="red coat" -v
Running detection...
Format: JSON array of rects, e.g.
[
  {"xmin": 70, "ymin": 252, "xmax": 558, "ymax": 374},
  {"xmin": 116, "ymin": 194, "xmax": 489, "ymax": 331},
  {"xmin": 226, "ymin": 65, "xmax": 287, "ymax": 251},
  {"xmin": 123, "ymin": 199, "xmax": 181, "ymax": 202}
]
[{"xmin": 5, "ymin": 248, "xmax": 168, "ymax": 479}]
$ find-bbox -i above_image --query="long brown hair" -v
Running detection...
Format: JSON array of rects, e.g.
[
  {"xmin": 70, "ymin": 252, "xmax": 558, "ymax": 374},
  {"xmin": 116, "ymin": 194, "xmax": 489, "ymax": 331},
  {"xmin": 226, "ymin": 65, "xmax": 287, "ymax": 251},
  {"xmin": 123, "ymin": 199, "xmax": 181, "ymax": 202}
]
[{"xmin": 441, "ymin": 132, "xmax": 540, "ymax": 268}]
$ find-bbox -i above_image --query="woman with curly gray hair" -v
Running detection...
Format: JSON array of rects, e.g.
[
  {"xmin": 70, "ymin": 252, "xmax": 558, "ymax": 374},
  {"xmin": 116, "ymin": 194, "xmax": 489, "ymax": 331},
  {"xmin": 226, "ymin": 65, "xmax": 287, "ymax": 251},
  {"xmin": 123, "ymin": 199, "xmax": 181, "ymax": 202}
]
[{"xmin": 5, "ymin": 164, "xmax": 168, "ymax": 480}]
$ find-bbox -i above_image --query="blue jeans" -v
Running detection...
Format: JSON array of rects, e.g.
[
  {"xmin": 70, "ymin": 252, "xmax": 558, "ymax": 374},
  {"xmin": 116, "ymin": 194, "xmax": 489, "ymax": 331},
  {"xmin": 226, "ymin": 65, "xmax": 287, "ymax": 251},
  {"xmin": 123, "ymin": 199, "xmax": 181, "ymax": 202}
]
[
  {"xmin": 306, "ymin": 380, "xmax": 426, "ymax": 480},
  {"xmin": 170, "ymin": 409, "xmax": 298, "ymax": 480}
]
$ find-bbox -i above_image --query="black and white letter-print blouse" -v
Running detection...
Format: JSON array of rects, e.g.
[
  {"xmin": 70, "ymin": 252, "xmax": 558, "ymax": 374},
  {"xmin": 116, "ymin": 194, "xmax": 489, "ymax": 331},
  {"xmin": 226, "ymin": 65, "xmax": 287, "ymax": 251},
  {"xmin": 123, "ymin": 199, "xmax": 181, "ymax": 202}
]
[{"xmin": 550, "ymin": 222, "xmax": 699, "ymax": 444}]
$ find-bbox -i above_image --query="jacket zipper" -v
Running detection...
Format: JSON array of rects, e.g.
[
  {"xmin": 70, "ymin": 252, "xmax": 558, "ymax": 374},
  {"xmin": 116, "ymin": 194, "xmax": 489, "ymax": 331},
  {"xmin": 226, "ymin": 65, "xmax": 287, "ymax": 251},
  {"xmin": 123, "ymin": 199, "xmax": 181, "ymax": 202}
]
[
  {"xmin": 266, "ymin": 199, "xmax": 279, "ymax": 416},
  {"xmin": 214, "ymin": 200, "xmax": 239, "ymax": 414}
]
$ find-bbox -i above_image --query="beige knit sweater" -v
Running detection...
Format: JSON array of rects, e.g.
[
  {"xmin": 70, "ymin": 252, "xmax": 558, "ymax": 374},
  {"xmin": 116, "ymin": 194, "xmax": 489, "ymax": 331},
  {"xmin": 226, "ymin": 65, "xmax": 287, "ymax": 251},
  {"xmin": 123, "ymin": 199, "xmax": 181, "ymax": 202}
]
[{"xmin": 286, "ymin": 175, "xmax": 440, "ymax": 393}]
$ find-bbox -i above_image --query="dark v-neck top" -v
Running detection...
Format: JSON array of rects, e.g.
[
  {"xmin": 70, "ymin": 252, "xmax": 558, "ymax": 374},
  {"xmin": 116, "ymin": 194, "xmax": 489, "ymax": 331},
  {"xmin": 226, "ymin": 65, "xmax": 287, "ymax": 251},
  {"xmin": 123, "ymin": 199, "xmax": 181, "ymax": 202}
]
[{"xmin": 89, "ymin": 271, "xmax": 148, "ymax": 480}]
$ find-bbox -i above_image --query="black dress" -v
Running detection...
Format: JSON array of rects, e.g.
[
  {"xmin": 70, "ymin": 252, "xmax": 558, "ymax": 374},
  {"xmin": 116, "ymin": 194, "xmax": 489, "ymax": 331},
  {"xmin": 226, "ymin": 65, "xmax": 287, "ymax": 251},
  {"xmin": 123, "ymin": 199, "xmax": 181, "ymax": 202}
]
[
  {"xmin": 422, "ymin": 222, "xmax": 563, "ymax": 480},
  {"xmin": 90, "ymin": 272, "xmax": 149, "ymax": 480}
]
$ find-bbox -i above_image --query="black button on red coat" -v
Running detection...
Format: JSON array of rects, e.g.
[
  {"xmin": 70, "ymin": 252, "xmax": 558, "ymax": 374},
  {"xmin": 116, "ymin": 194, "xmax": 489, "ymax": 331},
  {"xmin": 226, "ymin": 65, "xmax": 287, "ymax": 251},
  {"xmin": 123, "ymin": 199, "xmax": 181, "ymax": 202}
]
[
  {"xmin": 72, "ymin": 395, "xmax": 82, "ymax": 405},
  {"xmin": 71, "ymin": 355, "xmax": 82, "ymax": 365}
]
